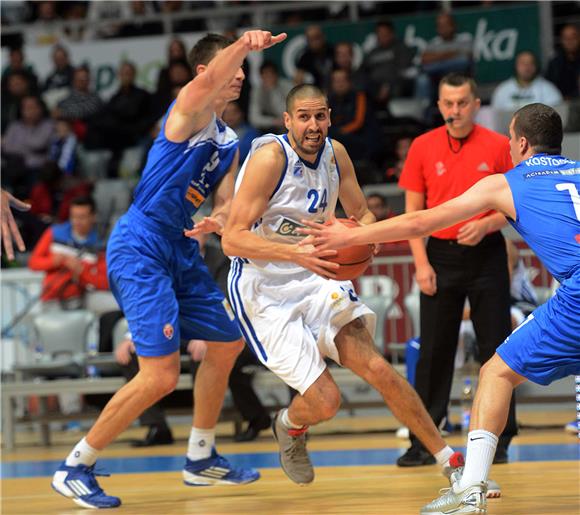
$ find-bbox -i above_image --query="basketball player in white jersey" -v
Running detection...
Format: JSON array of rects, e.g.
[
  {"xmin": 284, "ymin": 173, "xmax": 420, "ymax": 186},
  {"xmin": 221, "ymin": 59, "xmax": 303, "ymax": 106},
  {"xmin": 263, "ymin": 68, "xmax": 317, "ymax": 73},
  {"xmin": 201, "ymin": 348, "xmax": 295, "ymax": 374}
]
[{"xmin": 222, "ymin": 85, "xmax": 463, "ymax": 486}]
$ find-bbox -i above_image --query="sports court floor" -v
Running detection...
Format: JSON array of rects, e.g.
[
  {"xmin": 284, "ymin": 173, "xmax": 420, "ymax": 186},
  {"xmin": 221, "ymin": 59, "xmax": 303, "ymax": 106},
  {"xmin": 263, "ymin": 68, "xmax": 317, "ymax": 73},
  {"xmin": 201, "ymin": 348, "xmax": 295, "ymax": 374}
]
[{"xmin": 2, "ymin": 410, "xmax": 579, "ymax": 515}]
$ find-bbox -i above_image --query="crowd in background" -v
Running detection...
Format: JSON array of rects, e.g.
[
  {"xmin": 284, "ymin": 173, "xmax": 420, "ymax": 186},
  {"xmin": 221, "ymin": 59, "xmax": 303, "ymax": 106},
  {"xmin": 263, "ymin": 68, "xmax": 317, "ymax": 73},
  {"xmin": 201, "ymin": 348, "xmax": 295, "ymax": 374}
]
[{"xmin": 1, "ymin": 2, "xmax": 579, "ymax": 258}]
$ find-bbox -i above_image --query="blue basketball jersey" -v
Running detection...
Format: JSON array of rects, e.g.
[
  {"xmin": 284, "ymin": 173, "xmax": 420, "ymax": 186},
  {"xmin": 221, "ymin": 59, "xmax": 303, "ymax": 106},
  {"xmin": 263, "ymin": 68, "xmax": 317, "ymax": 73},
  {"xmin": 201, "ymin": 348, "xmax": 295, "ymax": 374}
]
[
  {"xmin": 504, "ymin": 154, "xmax": 580, "ymax": 282},
  {"xmin": 133, "ymin": 102, "xmax": 239, "ymax": 232}
]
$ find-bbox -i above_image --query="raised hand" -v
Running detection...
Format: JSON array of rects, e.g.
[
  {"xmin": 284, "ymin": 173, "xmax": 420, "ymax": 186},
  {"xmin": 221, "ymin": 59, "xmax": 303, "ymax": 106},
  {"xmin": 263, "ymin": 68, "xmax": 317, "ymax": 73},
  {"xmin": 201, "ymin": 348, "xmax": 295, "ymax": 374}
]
[
  {"xmin": 241, "ymin": 30, "xmax": 287, "ymax": 51},
  {"xmin": 1, "ymin": 189, "xmax": 30, "ymax": 261}
]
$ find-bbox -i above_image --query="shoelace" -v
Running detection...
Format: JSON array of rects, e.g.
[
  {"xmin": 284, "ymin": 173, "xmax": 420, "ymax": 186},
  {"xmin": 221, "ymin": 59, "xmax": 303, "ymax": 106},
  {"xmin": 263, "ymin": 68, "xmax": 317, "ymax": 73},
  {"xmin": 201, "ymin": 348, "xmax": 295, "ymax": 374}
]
[
  {"xmin": 75, "ymin": 465, "xmax": 111, "ymax": 496},
  {"xmin": 212, "ymin": 455, "xmax": 233, "ymax": 471},
  {"xmin": 285, "ymin": 433, "xmax": 309, "ymax": 462}
]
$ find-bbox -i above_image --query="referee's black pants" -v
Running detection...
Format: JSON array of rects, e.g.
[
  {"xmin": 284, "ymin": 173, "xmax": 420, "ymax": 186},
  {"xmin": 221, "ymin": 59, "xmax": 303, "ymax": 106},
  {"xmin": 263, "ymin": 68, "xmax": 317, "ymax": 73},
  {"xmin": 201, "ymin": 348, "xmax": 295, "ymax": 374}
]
[{"xmin": 409, "ymin": 231, "xmax": 518, "ymax": 452}]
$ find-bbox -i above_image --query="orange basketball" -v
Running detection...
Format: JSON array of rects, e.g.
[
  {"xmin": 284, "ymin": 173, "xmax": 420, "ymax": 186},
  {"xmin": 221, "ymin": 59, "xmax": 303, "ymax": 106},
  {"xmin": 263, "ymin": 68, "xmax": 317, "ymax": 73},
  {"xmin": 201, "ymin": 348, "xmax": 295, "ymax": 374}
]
[{"xmin": 324, "ymin": 218, "xmax": 373, "ymax": 281}]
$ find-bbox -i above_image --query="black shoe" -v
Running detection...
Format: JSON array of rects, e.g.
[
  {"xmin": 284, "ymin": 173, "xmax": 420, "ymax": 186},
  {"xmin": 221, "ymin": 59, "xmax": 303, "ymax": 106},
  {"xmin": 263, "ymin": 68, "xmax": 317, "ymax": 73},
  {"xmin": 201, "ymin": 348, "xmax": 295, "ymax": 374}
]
[
  {"xmin": 493, "ymin": 445, "xmax": 509, "ymax": 464},
  {"xmin": 234, "ymin": 415, "xmax": 271, "ymax": 442},
  {"xmin": 131, "ymin": 424, "xmax": 174, "ymax": 447},
  {"xmin": 396, "ymin": 446, "xmax": 436, "ymax": 467}
]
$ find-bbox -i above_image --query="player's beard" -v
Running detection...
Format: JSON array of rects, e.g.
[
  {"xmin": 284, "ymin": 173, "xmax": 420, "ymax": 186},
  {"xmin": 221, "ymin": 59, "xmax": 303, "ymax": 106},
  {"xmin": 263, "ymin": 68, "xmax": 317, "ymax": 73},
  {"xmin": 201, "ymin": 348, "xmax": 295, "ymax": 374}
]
[{"xmin": 291, "ymin": 129, "xmax": 325, "ymax": 157}]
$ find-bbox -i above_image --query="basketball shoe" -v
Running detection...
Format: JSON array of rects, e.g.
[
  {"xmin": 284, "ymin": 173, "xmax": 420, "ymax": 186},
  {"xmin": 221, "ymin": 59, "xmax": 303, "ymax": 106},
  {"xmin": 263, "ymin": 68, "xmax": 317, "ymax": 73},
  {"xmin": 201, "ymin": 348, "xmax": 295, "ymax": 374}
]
[
  {"xmin": 183, "ymin": 448, "xmax": 260, "ymax": 486},
  {"xmin": 52, "ymin": 462, "xmax": 121, "ymax": 509},
  {"xmin": 272, "ymin": 410, "xmax": 314, "ymax": 485},
  {"xmin": 421, "ymin": 471, "xmax": 487, "ymax": 514},
  {"xmin": 442, "ymin": 451, "xmax": 501, "ymax": 499}
]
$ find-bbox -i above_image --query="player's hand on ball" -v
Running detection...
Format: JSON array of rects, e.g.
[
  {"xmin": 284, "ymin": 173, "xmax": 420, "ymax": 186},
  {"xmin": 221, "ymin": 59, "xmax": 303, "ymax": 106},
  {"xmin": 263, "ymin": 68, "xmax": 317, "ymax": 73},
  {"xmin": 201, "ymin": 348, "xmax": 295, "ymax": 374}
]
[{"xmin": 292, "ymin": 241, "xmax": 338, "ymax": 279}]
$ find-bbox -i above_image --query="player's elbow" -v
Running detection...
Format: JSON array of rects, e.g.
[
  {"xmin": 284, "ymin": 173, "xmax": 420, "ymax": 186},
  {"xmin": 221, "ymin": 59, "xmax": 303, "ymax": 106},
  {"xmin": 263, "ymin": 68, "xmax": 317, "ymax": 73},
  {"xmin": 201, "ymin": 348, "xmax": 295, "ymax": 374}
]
[
  {"xmin": 221, "ymin": 230, "xmax": 237, "ymax": 257},
  {"xmin": 407, "ymin": 213, "xmax": 430, "ymax": 239}
]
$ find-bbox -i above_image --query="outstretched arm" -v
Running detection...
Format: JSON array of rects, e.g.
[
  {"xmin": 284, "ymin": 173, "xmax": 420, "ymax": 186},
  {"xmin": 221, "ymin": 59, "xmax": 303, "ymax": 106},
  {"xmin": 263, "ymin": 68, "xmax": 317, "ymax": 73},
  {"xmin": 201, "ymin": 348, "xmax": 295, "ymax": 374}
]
[
  {"xmin": 221, "ymin": 142, "xmax": 339, "ymax": 278},
  {"xmin": 301, "ymin": 174, "xmax": 514, "ymax": 250},
  {"xmin": 165, "ymin": 30, "xmax": 286, "ymax": 142},
  {"xmin": 1, "ymin": 189, "xmax": 30, "ymax": 261}
]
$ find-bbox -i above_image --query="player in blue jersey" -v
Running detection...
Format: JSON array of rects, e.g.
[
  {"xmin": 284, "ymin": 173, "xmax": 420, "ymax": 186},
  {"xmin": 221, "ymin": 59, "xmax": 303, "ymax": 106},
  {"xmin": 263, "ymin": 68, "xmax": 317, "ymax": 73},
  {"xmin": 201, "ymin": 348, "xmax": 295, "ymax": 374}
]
[
  {"xmin": 300, "ymin": 103, "xmax": 580, "ymax": 514},
  {"xmin": 51, "ymin": 30, "xmax": 286, "ymax": 509}
]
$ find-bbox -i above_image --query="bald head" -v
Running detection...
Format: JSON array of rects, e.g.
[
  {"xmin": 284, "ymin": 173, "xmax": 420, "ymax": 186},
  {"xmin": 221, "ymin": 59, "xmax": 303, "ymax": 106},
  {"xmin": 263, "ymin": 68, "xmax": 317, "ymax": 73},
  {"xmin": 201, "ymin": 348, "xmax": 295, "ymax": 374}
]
[{"xmin": 285, "ymin": 84, "xmax": 327, "ymax": 112}]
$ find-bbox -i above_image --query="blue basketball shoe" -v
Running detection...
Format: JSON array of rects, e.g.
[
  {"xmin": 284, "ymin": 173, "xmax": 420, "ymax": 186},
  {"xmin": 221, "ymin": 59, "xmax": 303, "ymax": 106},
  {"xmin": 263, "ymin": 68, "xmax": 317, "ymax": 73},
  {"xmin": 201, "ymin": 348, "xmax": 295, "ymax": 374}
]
[
  {"xmin": 183, "ymin": 448, "xmax": 260, "ymax": 486},
  {"xmin": 52, "ymin": 462, "xmax": 121, "ymax": 509}
]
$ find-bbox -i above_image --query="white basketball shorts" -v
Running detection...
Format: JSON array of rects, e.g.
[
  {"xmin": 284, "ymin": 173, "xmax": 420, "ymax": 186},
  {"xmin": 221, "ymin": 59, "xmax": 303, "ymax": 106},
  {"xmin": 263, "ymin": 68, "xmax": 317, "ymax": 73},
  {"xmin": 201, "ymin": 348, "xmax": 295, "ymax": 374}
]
[{"xmin": 227, "ymin": 259, "xmax": 376, "ymax": 394}]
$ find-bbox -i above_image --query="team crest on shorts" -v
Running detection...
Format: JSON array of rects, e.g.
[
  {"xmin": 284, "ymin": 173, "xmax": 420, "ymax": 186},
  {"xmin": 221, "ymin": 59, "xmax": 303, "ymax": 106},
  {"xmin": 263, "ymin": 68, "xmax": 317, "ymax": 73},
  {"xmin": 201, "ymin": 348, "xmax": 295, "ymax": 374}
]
[
  {"xmin": 163, "ymin": 323, "xmax": 174, "ymax": 340},
  {"xmin": 330, "ymin": 291, "xmax": 344, "ymax": 309}
]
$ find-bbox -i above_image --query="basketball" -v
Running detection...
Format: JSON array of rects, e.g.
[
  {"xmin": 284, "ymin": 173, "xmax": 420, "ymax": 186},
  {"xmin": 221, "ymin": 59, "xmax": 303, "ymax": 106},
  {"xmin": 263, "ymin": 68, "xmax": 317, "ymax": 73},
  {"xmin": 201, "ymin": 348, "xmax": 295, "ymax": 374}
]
[{"xmin": 324, "ymin": 219, "xmax": 373, "ymax": 281}]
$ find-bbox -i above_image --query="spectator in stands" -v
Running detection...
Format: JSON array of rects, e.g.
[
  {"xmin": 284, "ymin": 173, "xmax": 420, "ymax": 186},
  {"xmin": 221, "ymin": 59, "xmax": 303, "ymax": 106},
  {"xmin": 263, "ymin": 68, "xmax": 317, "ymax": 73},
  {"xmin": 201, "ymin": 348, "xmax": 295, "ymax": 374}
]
[
  {"xmin": 28, "ymin": 196, "xmax": 108, "ymax": 310},
  {"xmin": 25, "ymin": 0, "xmax": 63, "ymax": 47},
  {"xmin": 24, "ymin": 161, "xmax": 91, "ymax": 248},
  {"xmin": 2, "ymin": 95, "xmax": 54, "ymax": 197},
  {"xmin": 156, "ymin": 38, "xmax": 188, "ymax": 97},
  {"xmin": 294, "ymin": 25, "xmax": 334, "ymax": 90},
  {"xmin": 1, "ymin": 47, "xmax": 39, "ymax": 96},
  {"xmin": 50, "ymin": 117, "xmax": 78, "ymax": 175},
  {"xmin": 491, "ymin": 51, "xmax": 563, "ymax": 111},
  {"xmin": 222, "ymin": 101, "xmax": 259, "ymax": 163},
  {"xmin": 62, "ymin": 1, "xmax": 88, "ymax": 42},
  {"xmin": 333, "ymin": 41, "xmax": 366, "ymax": 92},
  {"xmin": 415, "ymin": 13, "xmax": 472, "ymax": 106},
  {"xmin": 85, "ymin": 1, "xmax": 131, "ymax": 40},
  {"xmin": 154, "ymin": 59, "xmax": 192, "ymax": 118},
  {"xmin": 546, "ymin": 24, "xmax": 580, "ymax": 100},
  {"xmin": 366, "ymin": 193, "xmax": 393, "ymax": 222},
  {"xmin": 86, "ymin": 61, "xmax": 153, "ymax": 163},
  {"xmin": 118, "ymin": 0, "xmax": 162, "ymax": 38},
  {"xmin": 43, "ymin": 45, "xmax": 75, "ymax": 93},
  {"xmin": 56, "ymin": 66, "xmax": 104, "ymax": 136},
  {"xmin": 28, "ymin": 160, "xmax": 90, "ymax": 224},
  {"xmin": 249, "ymin": 61, "xmax": 293, "ymax": 133},
  {"xmin": 362, "ymin": 21, "xmax": 415, "ymax": 109},
  {"xmin": 328, "ymin": 68, "xmax": 377, "ymax": 162},
  {"xmin": 384, "ymin": 135, "xmax": 413, "ymax": 184},
  {"xmin": 1, "ymin": 71, "xmax": 34, "ymax": 134}
]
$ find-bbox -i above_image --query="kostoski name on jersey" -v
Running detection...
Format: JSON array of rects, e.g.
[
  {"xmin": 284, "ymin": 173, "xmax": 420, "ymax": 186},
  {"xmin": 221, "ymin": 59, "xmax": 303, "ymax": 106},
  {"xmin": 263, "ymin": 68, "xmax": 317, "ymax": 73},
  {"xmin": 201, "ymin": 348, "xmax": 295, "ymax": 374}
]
[{"xmin": 524, "ymin": 156, "xmax": 575, "ymax": 167}]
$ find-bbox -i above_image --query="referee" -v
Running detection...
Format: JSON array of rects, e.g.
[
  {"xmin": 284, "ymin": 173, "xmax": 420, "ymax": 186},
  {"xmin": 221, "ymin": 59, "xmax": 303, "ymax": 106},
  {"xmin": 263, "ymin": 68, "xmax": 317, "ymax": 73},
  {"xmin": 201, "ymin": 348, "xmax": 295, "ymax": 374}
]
[{"xmin": 397, "ymin": 73, "xmax": 517, "ymax": 467}]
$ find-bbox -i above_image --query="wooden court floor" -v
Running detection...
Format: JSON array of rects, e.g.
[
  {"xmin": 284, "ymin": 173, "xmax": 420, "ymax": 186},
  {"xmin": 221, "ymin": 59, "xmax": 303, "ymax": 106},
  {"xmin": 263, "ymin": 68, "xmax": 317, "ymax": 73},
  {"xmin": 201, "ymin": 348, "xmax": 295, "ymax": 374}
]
[{"xmin": 2, "ymin": 413, "xmax": 579, "ymax": 515}]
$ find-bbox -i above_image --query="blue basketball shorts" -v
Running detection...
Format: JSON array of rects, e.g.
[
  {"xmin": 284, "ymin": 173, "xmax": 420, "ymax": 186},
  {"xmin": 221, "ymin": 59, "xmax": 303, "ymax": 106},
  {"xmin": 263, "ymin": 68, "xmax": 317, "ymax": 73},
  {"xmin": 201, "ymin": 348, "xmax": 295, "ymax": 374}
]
[
  {"xmin": 106, "ymin": 211, "xmax": 241, "ymax": 357},
  {"xmin": 496, "ymin": 269, "xmax": 580, "ymax": 386}
]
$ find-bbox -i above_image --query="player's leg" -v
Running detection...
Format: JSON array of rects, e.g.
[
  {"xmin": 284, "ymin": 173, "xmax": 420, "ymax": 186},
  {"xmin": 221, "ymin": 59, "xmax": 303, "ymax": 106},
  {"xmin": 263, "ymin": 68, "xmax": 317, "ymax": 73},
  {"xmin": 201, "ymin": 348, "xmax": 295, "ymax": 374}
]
[
  {"xmin": 179, "ymin": 258, "xmax": 260, "ymax": 485},
  {"xmin": 87, "ymin": 352, "xmax": 181, "ymax": 449},
  {"xmin": 271, "ymin": 368, "xmax": 341, "ymax": 485},
  {"xmin": 335, "ymin": 318, "xmax": 456, "ymax": 468},
  {"xmin": 467, "ymin": 235, "xmax": 515, "ymax": 465},
  {"xmin": 192, "ymin": 339, "xmax": 244, "ymax": 430},
  {"xmin": 53, "ymin": 228, "xmax": 182, "ymax": 509}
]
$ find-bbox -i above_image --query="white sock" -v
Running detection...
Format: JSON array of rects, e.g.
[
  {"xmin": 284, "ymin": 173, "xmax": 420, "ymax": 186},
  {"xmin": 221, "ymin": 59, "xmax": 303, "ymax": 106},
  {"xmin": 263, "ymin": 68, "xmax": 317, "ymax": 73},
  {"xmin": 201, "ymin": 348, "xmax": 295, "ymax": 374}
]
[
  {"xmin": 65, "ymin": 437, "xmax": 99, "ymax": 467},
  {"xmin": 434, "ymin": 445, "xmax": 454, "ymax": 467},
  {"xmin": 187, "ymin": 427, "xmax": 215, "ymax": 461},
  {"xmin": 459, "ymin": 429, "xmax": 498, "ymax": 489},
  {"xmin": 280, "ymin": 408, "xmax": 303, "ymax": 430}
]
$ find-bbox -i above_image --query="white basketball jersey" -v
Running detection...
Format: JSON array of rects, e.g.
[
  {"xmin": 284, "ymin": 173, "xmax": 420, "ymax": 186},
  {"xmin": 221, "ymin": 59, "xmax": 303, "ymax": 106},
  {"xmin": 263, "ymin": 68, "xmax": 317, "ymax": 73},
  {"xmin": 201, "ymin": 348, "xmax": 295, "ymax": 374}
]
[{"xmin": 235, "ymin": 133, "xmax": 340, "ymax": 274}]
